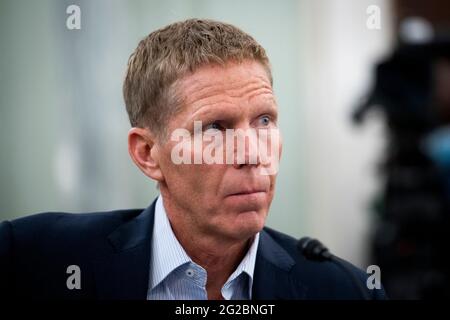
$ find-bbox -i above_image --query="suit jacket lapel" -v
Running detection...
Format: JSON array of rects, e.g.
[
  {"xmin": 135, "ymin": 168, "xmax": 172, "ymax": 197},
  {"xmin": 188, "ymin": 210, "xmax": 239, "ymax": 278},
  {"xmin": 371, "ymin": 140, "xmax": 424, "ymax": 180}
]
[
  {"xmin": 91, "ymin": 201, "xmax": 308, "ymax": 300},
  {"xmin": 92, "ymin": 200, "xmax": 156, "ymax": 299},
  {"xmin": 252, "ymin": 230, "xmax": 308, "ymax": 300}
]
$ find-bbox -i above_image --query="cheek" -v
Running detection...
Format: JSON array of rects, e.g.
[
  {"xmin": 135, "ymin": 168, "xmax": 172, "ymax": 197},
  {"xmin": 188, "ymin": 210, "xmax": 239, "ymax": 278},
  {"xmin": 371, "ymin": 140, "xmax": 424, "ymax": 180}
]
[
  {"xmin": 277, "ymin": 132, "xmax": 283, "ymax": 158},
  {"xmin": 162, "ymin": 150, "xmax": 225, "ymax": 196},
  {"xmin": 192, "ymin": 163, "xmax": 228, "ymax": 194}
]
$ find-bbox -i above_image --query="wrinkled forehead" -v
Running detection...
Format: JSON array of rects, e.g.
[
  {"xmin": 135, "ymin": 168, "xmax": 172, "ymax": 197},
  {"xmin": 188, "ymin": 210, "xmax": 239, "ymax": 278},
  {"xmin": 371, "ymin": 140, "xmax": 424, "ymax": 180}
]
[{"xmin": 173, "ymin": 60, "xmax": 275, "ymax": 114}]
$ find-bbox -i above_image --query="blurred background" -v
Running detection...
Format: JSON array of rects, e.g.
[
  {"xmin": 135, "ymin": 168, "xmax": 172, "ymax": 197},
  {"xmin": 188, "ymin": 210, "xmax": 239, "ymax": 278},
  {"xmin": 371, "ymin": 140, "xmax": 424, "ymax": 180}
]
[{"xmin": 0, "ymin": 0, "xmax": 449, "ymax": 299}]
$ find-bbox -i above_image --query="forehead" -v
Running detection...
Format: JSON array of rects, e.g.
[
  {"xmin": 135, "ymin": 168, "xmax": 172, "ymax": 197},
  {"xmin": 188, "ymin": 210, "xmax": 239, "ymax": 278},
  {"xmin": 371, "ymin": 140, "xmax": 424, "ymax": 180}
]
[{"xmin": 175, "ymin": 60, "xmax": 275, "ymax": 112}]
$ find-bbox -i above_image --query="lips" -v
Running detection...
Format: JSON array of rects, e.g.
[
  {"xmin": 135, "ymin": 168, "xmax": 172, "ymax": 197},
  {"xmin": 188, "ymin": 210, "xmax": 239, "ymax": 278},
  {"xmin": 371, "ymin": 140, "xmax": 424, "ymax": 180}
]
[{"xmin": 227, "ymin": 187, "xmax": 267, "ymax": 197}]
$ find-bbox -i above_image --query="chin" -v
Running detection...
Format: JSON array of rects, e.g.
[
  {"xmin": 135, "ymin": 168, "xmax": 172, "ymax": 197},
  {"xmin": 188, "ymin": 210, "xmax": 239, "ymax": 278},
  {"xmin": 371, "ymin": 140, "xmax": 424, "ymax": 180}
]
[{"xmin": 228, "ymin": 210, "xmax": 266, "ymax": 239}]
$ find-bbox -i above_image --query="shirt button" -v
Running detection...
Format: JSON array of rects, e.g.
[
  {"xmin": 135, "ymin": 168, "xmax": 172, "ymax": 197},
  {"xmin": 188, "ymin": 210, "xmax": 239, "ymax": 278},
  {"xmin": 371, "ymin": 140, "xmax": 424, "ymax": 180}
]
[{"xmin": 186, "ymin": 269, "xmax": 194, "ymax": 277}]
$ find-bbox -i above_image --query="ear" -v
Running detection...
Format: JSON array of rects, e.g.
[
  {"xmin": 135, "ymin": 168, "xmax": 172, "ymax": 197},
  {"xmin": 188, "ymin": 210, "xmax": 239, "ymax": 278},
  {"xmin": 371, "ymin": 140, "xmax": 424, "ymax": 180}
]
[{"xmin": 128, "ymin": 127, "xmax": 164, "ymax": 182}]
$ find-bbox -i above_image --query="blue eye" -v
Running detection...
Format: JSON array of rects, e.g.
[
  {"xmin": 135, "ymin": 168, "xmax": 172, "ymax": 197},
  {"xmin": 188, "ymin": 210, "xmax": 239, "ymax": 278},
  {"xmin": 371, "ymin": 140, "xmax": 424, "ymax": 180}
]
[
  {"xmin": 204, "ymin": 121, "xmax": 224, "ymax": 131},
  {"xmin": 260, "ymin": 116, "xmax": 270, "ymax": 126}
]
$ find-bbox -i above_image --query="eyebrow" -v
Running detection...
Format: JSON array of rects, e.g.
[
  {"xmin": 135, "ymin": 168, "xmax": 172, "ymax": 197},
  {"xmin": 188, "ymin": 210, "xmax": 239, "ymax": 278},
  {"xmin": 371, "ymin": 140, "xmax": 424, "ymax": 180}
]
[
  {"xmin": 185, "ymin": 100, "xmax": 278, "ymax": 128},
  {"xmin": 187, "ymin": 101, "xmax": 227, "ymax": 123}
]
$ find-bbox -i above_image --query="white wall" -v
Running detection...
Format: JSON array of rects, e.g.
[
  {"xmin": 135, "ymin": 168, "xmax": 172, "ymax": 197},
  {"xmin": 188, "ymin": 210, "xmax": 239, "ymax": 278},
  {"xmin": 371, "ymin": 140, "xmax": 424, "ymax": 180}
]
[{"xmin": 296, "ymin": 0, "xmax": 393, "ymax": 267}]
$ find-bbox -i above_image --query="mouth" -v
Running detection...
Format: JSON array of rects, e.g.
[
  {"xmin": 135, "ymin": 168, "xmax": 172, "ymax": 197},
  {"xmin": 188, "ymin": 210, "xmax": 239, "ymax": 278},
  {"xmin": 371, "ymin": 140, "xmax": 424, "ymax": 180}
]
[
  {"xmin": 227, "ymin": 188, "xmax": 267, "ymax": 197},
  {"xmin": 224, "ymin": 185, "xmax": 269, "ymax": 211}
]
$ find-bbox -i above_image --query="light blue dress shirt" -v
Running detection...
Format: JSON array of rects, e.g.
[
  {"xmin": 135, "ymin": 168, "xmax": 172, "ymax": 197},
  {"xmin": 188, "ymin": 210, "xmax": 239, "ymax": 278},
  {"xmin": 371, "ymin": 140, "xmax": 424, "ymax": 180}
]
[{"xmin": 147, "ymin": 195, "xmax": 260, "ymax": 300}]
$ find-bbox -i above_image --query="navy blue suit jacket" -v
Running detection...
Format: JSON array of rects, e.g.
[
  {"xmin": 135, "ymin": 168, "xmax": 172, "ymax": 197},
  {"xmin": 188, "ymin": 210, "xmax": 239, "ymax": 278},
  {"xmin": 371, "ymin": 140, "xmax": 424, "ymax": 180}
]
[{"xmin": 0, "ymin": 199, "xmax": 386, "ymax": 300}]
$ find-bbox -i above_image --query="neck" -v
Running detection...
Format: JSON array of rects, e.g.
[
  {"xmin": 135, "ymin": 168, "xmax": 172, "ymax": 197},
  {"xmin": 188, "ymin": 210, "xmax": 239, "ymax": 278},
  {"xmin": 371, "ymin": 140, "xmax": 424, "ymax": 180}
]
[
  {"xmin": 183, "ymin": 234, "xmax": 251, "ymax": 296},
  {"xmin": 159, "ymin": 192, "xmax": 253, "ymax": 297}
]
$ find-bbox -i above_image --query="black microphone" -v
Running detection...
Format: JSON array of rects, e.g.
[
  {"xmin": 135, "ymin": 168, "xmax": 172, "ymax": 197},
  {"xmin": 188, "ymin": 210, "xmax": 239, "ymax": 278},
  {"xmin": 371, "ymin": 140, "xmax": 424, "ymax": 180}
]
[{"xmin": 297, "ymin": 237, "xmax": 371, "ymax": 300}]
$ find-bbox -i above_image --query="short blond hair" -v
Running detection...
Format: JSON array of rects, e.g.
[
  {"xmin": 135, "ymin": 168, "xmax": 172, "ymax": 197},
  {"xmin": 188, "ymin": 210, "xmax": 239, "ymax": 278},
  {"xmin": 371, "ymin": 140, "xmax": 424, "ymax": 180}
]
[{"xmin": 123, "ymin": 18, "xmax": 272, "ymax": 139}]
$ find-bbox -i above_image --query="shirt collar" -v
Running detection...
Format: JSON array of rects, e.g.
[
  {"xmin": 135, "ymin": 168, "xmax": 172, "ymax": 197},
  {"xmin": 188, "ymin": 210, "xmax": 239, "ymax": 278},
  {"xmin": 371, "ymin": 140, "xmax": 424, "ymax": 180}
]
[
  {"xmin": 222, "ymin": 229, "xmax": 259, "ymax": 299},
  {"xmin": 149, "ymin": 195, "xmax": 191, "ymax": 290},
  {"xmin": 149, "ymin": 195, "xmax": 260, "ymax": 298}
]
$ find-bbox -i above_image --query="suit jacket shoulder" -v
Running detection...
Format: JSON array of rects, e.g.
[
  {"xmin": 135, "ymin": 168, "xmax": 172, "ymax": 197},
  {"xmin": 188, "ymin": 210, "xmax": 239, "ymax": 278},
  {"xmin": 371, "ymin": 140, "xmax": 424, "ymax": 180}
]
[
  {"xmin": 254, "ymin": 226, "xmax": 387, "ymax": 300},
  {"xmin": 0, "ymin": 207, "xmax": 152, "ymax": 299}
]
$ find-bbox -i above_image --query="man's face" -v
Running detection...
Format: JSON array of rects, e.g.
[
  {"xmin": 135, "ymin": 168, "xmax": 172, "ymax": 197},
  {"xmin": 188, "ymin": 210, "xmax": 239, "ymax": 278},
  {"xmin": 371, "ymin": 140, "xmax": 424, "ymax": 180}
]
[{"xmin": 157, "ymin": 60, "xmax": 282, "ymax": 241}]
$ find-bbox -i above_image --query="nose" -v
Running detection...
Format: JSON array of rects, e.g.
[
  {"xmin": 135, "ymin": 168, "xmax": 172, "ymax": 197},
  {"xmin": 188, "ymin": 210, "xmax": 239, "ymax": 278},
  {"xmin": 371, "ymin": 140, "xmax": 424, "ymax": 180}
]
[
  {"xmin": 230, "ymin": 127, "xmax": 261, "ymax": 169},
  {"xmin": 230, "ymin": 126, "xmax": 281, "ymax": 176}
]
